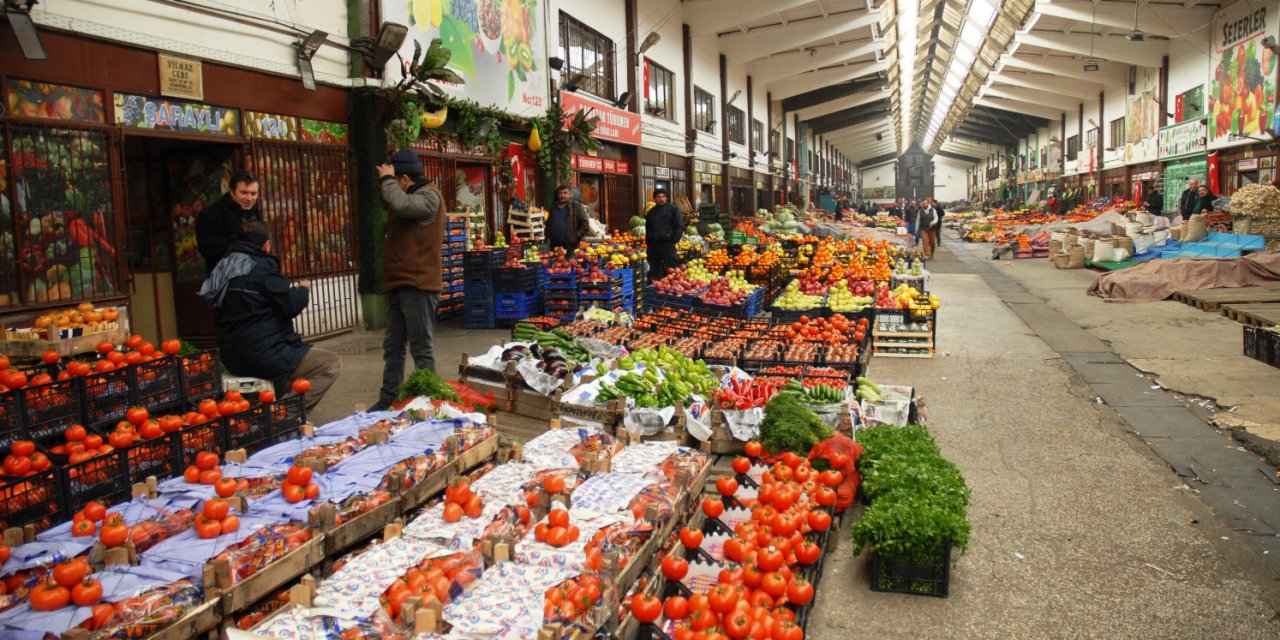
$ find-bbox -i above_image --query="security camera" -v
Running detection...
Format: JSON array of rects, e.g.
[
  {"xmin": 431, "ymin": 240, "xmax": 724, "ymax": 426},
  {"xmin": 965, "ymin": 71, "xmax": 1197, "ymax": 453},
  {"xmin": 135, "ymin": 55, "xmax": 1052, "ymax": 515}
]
[{"xmin": 1126, "ymin": 30, "xmax": 1145, "ymax": 42}]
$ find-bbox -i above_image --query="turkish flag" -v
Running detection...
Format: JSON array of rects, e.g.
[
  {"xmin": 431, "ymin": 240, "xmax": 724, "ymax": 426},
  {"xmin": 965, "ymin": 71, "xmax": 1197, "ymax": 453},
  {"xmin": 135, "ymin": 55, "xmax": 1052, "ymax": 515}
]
[{"xmin": 1207, "ymin": 152, "xmax": 1221, "ymax": 195}]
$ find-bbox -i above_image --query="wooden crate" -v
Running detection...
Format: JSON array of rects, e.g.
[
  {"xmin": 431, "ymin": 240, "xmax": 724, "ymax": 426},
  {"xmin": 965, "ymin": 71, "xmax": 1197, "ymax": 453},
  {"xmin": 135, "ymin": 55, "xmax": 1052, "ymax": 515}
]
[
  {"xmin": 3, "ymin": 323, "xmax": 128, "ymax": 358},
  {"xmin": 310, "ymin": 495, "xmax": 402, "ymax": 556},
  {"xmin": 554, "ymin": 395, "xmax": 626, "ymax": 433},
  {"xmin": 698, "ymin": 408, "xmax": 748, "ymax": 456},
  {"xmin": 458, "ymin": 354, "xmax": 516, "ymax": 411},
  {"xmin": 204, "ymin": 531, "xmax": 326, "ymax": 615}
]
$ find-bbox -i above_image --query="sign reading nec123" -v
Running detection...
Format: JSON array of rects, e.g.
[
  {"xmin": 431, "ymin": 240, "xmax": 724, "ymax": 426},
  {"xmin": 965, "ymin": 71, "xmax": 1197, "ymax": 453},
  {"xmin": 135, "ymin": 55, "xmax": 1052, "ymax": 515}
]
[{"xmin": 560, "ymin": 92, "xmax": 642, "ymax": 146}]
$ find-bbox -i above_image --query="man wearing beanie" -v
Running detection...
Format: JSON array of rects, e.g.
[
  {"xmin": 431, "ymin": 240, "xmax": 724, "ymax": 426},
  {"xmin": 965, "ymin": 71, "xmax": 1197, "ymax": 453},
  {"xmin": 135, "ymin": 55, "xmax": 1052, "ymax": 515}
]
[
  {"xmin": 371, "ymin": 148, "xmax": 445, "ymax": 411},
  {"xmin": 645, "ymin": 188, "xmax": 684, "ymax": 281}
]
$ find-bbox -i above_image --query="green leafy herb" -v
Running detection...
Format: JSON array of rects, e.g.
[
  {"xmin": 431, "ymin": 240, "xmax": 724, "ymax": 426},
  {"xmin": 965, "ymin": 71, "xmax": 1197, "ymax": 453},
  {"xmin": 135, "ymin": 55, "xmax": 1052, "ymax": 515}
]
[
  {"xmin": 397, "ymin": 369, "xmax": 459, "ymax": 403},
  {"xmin": 759, "ymin": 393, "xmax": 833, "ymax": 456},
  {"xmin": 851, "ymin": 495, "xmax": 970, "ymax": 562}
]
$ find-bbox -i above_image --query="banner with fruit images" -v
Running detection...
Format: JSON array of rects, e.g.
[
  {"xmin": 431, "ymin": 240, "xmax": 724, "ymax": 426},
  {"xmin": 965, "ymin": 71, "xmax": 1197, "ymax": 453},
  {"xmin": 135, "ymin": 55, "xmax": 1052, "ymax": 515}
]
[
  {"xmin": 1124, "ymin": 66, "xmax": 1160, "ymax": 163},
  {"xmin": 1208, "ymin": 1, "xmax": 1277, "ymax": 149},
  {"xmin": 385, "ymin": 0, "xmax": 548, "ymax": 118}
]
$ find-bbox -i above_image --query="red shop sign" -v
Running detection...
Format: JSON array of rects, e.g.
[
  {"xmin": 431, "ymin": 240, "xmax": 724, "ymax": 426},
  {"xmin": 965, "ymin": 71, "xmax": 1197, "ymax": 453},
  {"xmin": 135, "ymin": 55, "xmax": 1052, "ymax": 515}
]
[
  {"xmin": 576, "ymin": 155, "xmax": 605, "ymax": 172},
  {"xmin": 561, "ymin": 92, "xmax": 642, "ymax": 146}
]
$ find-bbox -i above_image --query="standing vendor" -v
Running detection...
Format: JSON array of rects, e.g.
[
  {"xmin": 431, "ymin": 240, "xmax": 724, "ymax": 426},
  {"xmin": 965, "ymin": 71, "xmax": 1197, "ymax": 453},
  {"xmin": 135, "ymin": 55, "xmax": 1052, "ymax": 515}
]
[
  {"xmin": 645, "ymin": 188, "xmax": 684, "ymax": 281},
  {"xmin": 547, "ymin": 185, "xmax": 592, "ymax": 251}
]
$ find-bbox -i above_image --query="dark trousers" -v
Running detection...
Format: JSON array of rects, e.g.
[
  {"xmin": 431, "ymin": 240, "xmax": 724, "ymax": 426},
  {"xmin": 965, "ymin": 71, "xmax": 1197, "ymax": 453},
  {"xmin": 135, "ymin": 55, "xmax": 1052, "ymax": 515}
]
[
  {"xmin": 275, "ymin": 347, "xmax": 341, "ymax": 415},
  {"xmin": 647, "ymin": 244, "xmax": 679, "ymax": 281},
  {"xmin": 379, "ymin": 287, "xmax": 439, "ymax": 405}
]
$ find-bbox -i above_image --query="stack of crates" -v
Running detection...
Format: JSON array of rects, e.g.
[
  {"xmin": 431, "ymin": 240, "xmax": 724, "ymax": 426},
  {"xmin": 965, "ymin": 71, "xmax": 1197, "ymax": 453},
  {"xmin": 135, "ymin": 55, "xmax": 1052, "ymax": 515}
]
[
  {"xmin": 543, "ymin": 269, "xmax": 578, "ymax": 322},
  {"xmin": 464, "ymin": 249, "xmax": 504, "ymax": 329},
  {"xmin": 439, "ymin": 214, "xmax": 469, "ymax": 319},
  {"xmin": 494, "ymin": 252, "xmax": 541, "ymax": 326},
  {"xmin": 603, "ymin": 268, "xmax": 635, "ymax": 314},
  {"xmin": 578, "ymin": 272, "xmax": 625, "ymax": 313}
]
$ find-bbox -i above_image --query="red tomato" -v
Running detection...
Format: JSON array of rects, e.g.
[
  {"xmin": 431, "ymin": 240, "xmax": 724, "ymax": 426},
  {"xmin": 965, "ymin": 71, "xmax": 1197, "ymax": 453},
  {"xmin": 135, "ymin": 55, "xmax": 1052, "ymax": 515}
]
[
  {"xmin": 82, "ymin": 434, "xmax": 104, "ymax": 450},
  {"xmin": 11, "ymin": 441, "xmax": 35, "ymax": 457},
  {"xmin": 286, "ymin": 465, "xmax": 314, "ymax": 486},
  {"xmin": 630, "ymin": 593, "xmax": 662, "ymax": 623},
  {"xmin": 760, "ymin": 572, "xmax": 787, "ymax": 598},
  {"xmin": 82, "ymin": 501, "xmax": 106, "ymax": 523},
  {"xmin": 29, "ymin": 583, "xmax": 71, "ymax": 611},
  {"xmin": 545, "ymin": 526, "xmax": 569, "ymax": 547},
  {"xmin": 702, "ymin": 498, "xmax": 725, "ymax": 519},
  {"xmin": 547, "ymin": 509, "xmax": 570, "ymax": 529},
  {"xmin": 707, "ymin": 584, "xmax": 738, "ymax": 614},
  {"xmin": 64, "ymin": 425, "xmax": 87, "ymax": 443},
  {"xmin": 96, "ymin": 342, "xmax": 114, "ymax": 355},
  {"xmin": 806, "ymin": 510, "xmax": 832, "ymax": 532},
  {"xmin": 661, "ymin": 555, "xmax": 689, "ymax": 581},
  {"xmin": 258, "ymin": 390, "xmax": 276, "ymax": 403},
  {"xmin": 52, "ymin": 560, "xmax": 90, "ymax": 587},
  {"xmin": 731, "ymin": 457, "xmax": 751, "ymax": 474},
  {"xmin": 203, "ymin": 498, "xmax": 230, "ymax": 521},
  {"xmin": 71, "ymin": 578, "xmax": 103, "ymax": 606},
  {"xmin": 291, "ymin": 378, "xmax": 311, "ymax": 394},
  {"xmin": 664, "ymin": 595, "xmax": 690, "ymax": 620},
  {"xmin": 99, "ymin": 524, "xmax": 129, "ymax": 548},
  {"xmin": 195, "ymin": 517, "xmax": 222, "ymax": 539},
  {"xmin": 542, "ymin": 474, "xmax": 566, "ymax": 494},
  {"xmin": 41, "ymin": 350, "xmax": 60, "ymax": 365},
  {"xmin": 161, "ymin": 339, "xmax": 182, "ymax": 356},
  {"xmin": 214, "ymin": 478, "xmax": 238, "ymax": 498},
  {"xmin": 679, "ymin": 526, "xmax": 703, "ymax": 548},
  {"xmin": 304, "ymin": 483, "xmax": 320, "ymax": 500},
  {"xmin": 442, "ymin": 502, "xmax": 463, "ymax": 522},
  {"xmin": 195, "ymin": 451, "xmax": 219, "ymax": 471},
  {"xmin": 744, "ymin": 441, "xmax": 763, "ymax": 457},
  {"xmin": 220, "ymin": 514, "xmax": 240, "ymax": 534},
  {"xmin": 716, "ymin": 476, "xmax": 739, "ymax": 496},
  {"xmin": 199, "ymin": 469, "xmax": 222, "ymax": 485},
  {"xmin": 794, "ymin": 541, "xmax": 821, "ymax": 566}
]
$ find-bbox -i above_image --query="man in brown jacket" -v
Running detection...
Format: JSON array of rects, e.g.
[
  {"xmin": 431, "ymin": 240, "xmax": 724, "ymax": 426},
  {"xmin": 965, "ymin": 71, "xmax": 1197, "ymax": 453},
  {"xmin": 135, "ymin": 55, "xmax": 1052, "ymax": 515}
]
[
  {"xmin": 371, "ymin": 148, "xmax": 445, "ymax": 411},
  {"xmin": 546, "ymin": 185, "xmax": 592, "ymax": 251}
]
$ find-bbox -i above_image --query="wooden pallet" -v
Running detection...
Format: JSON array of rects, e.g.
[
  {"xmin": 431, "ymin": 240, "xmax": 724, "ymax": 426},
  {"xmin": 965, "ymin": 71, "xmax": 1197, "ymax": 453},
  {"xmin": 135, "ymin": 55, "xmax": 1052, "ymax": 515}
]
[
  {"xmin": 1220, "ymin": 303, "xmax": 1280, "ymax": 327},
  {"xmin": 1171, "ymin": 284, "xmax": 1280, "ymax": 311}
]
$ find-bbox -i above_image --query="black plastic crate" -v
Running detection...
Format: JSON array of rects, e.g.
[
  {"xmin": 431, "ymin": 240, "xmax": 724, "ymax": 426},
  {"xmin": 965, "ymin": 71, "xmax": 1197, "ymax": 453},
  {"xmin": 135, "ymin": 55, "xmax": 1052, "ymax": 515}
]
[
  {"xmin": 494, "ymin": 267, "xmax": 539, "ymax": 292},
  {"xmin": 177, "ymin": 417, "xmax": 228, "ymax": 467},
  {"xmin": 60, "ymin": 449, "xmax": 131, "ymax": 514},
  {"xmin": 0, "ymin": 468, "xmax": 64, "ymax": 533},
  {"xmin": 869, "ymin": 541, "xmax": 952, "ymax": 597},
  {"xmin": 81, "ymin": 368, "xmax": 132, "ymax": 429},
  {"xmin": 121, "ymin": 432, "xmax": 182, "ymax": 485},
  {"xmin": 0, "ymin": 391, "xmax": 23, "ymax": 457},
  {"xmin": 268, "ymin": 395, "xmax": 306, "ymax": 442},
  {"xmin": 179, "ymin": 350, "xmax": 222, "ymax": 404},
  {"xmin": 130, "ymin": 356, "xmax": 182, "ymax": 410},
  {"xmin": 22, "ymin": 379, "xmax": 84, "ymax": 447},
  {"xmin": 223, "ymin": 404, "xmax": 275, "ymax": 456}
]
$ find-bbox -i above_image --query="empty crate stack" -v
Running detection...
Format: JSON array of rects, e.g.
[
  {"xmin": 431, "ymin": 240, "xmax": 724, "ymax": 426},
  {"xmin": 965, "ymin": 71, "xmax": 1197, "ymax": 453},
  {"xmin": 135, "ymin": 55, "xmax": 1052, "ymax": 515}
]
[
  {"xmin": 439, "ymin": 214, "xmax": 468, "ymax": 319},
  {"xmin": 464, "ymin": 249, "xmax": 503, "ymax": 329}
]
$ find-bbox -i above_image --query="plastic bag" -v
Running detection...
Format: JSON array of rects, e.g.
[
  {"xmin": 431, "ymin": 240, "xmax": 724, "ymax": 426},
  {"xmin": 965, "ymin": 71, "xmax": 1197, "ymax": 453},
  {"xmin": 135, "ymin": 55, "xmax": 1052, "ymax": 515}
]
[
  {"xmin": 213, "ymin": 525, "xmax": 312, "ymax": 583},
  {"xmin": 78, "ymin": 579, "xmax": 203, "ymax": 640},
  {"xmin": 808, "ymin": 433, "xmax": 863, "ymax": 512},
  {"xmin": 446, "ymin": 380, "xmax": 498, "ymax": 412}
]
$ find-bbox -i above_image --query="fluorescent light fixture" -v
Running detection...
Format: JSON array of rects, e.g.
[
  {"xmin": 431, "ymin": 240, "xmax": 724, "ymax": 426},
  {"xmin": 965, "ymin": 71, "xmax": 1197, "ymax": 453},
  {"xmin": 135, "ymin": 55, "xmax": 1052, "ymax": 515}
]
[
  {"xmin": 954, "ymin": 44, "xmax": 977, "ymax": 66},
  {"xmin": 4, "ymin": 0, "xmax": 46, "ymax": 60},
  {"xmin": 638, "ymin": 32, "xmax": 662, "ymax": 55},
  {"xmin": 960, "ymin": 22, "xmax": 983, "ymax": 48},
  {"xmin": 894, "ymin": 0, "xmax": 920, "ymax": 147},
  {"xmin": 967, "ymin": 0, "xmax": 996, "ymax": 28}
]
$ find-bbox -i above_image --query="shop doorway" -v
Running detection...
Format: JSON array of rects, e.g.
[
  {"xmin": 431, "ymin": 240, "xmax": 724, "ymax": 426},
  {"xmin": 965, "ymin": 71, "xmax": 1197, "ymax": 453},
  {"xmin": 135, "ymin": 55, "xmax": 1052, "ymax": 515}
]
[
  {"xmin": 121, "ymin": 136, "xmax": 240, "ymax": 347},
  {"xmin": 575, "ymin": 173, "xmax": 603, "ymax": 224}
]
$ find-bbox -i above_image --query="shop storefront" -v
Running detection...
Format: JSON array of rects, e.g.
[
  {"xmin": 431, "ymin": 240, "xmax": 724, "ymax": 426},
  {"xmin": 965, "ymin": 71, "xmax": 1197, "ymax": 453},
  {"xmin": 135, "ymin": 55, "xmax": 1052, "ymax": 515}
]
[
  {"xmin": 638, "ymin": 149, "xmax": 689, "ymax": 211},
  {"xmin": 2, "ymin": 30, "xmax": 357, "ymax": 346},
  {"xmin": 1158, "ymin": 118, "xmax": 1208, "ymax": 213},
  {"xmin": 569, "ymin": 153, "xmax": 635, "ymax": 232},
  {"xmin": 1129, "ymin": 165, "xmax": 1162, "ymax": 206},
  {"xmin": 728, "ymin": 167, "xmax": 752, "ymax": 216},
  {"xmin": 560, "ymin": 93, "xmax": 641, "ymax": 232},
  {"xmin": 753, "ymin": 172, "xmax": 771, "ymax": 212},
  {"xmin": 1221, "ymin": 149, "xmax": 1278, "ymax": 195},
  {"xmin": 1101, "ymin": 167, "xmax": 1129, "ymax": 199},
  {"xmin": 692, "ymin": 159, "xmax": 723, "ymax": 210}
]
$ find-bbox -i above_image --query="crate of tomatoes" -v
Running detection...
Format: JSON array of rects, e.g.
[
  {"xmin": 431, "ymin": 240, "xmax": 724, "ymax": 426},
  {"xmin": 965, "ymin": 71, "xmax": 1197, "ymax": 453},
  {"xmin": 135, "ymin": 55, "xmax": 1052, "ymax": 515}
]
[
  {"xmin": 0, "ymin": 439, "xmax": 63, "ymax": 532},
  {"xmin": 179, "ymin": 349, "xmax": 222, "ymax": 404},
  {"xmin": 20, "ymin": 377, "xmax": 83, "ymax": 448}
]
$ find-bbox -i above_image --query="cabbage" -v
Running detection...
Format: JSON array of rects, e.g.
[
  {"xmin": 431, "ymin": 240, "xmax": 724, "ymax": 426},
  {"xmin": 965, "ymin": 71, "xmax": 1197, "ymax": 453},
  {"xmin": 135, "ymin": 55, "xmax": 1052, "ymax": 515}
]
[{"xmin": 707, "ymin": 223, "xmax": 723, "ymax": 234}]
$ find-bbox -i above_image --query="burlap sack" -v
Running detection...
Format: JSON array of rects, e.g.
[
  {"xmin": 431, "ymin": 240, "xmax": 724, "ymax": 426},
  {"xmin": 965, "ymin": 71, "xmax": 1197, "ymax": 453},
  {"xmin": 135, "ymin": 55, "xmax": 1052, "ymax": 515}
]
[
  {"xmin": 1092, "ymin": 238, "xmax": 1116, "ymax": 263},
  {"xmin": 1052, "ymin": 253, "xmax": 1070, "ymax": 269},
  {"xmin": 1113, "ymin": 235, "xmax": 1135, "ymax": 253},
  {"xmin": 1062, "ymin": 233, "xmax": 1079, "ymax": 247},
  {"xmin": 1048, "ymin": 240, "xmax": 1063, "ymax": 255},
  {"xmin": 1184, "ymin": 213, "xmax": 1209, "ymax": 242},
  {"xmin": 1067, "ymin": 245, "xmax": 1086, "ymax": 269},
  {"xmin": 1082, "ymin": 238, "xmax": 1096, "ymax": 257},
  {"xmin": 1111, "ymin": 222, "xmax": 1126, "ymax": 235},
  {"xmin": 1170, "ymin": 225, "xmax": 1182, "ymax": 241}
]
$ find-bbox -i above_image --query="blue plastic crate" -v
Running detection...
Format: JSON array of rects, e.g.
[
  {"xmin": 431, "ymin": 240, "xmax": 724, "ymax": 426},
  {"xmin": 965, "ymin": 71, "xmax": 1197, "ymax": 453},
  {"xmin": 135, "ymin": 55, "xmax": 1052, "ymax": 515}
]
[
  {"xmin": 446, "ymin": 232, "xmax": 466, "ymax": 242},
  {"xmin": 465, "ymin": 306, "xmax": 495, "ymax": 329},
  {"xmin": 603, "ymin": 268, "xmax": 634, "ymax": 289},
  {"xmin": 495, "ymin": 291, "xmax": 541, "ymax": 319},
  {"xmin": 495, "ymin": 267, "xmax": 539, "ymax": 292},
  {"xmin": 543, "ymin": 269, "xmax": 577, "ymax": 290}
]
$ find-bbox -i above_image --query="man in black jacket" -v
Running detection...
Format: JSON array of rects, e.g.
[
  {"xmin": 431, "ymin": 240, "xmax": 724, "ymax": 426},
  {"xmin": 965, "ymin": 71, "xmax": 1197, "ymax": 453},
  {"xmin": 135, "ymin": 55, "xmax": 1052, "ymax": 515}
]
[
  {"xmin": 1177, "ymin": 178, "xmax": 1201, "ymax": 223},
  {"xmin": 645, "ymin": 188, "xmax": 684, "ymax": 281},
  {"xmin": 198, "ymin": 221, "xmax": 340, "ymax": 414},
  {"xmin": 196, "ymin": 171, "xmax": 263, "ymax": 274}
]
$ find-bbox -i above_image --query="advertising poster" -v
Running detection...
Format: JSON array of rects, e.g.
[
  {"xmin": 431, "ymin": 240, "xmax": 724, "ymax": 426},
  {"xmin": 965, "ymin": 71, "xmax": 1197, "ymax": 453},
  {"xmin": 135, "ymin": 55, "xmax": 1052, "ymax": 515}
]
[
  {"xmin": 5, "ymin": 80, "xmax": 105, "ymax": 123},
  {"xmin": 1125, "ymin": 66, "xmax": 1160, "ymax": 162},
  {"xmin": 1208, "ymin": 1, "xmax": 1277, "ymax": 148},
  {"xmin": 384, "ymin": 0, "xmax": 548, "ymax": 118},
  {"xmin": 455, "ymin": 165, "xmax": 488, "ymax": 211}
]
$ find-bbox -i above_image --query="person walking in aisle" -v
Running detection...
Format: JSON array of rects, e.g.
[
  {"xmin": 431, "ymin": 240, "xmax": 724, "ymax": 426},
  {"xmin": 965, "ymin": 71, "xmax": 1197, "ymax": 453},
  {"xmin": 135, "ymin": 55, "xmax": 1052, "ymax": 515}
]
[
  {"xmin": 918, "ymin": 201, "xmax": 939, "ymax": 259},
  {"xmin": 371, "ymin": 148, "xmax": 445, "ymax": 411},
  {"xmin": 1177, "ymin": 178, "xmax": 1201, "ymax": 222},
  {"xmin": 645, "ymin": 188, "xmax": 684, "ymax": 282},
  {"xmin": 546, "ymin": 185, "xmax": 591, "ymax": 251},
  {"xmin": 930, "ymin": 198, "xmax": 945, "ymax": 250},
  {"xmin": 196, "ymin": 171, "xmax": 262, "ymax": 274},
  {"xmin": 199, "ymin": 221, "xmax": 340, "ymax": 414}
]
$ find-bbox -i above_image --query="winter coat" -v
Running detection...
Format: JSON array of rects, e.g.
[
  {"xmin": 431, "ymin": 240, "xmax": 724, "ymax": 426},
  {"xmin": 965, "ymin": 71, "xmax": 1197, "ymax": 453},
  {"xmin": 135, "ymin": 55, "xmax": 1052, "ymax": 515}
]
[
  {"xmin": 645, "ymin": 202, "xmax": 685, "ymax": 250},
  {"xmin": 548, "ymin": 200, "xmax": 592, "ymax": 250},
  {"xmin": 196, "ymin": 193, "xmax": 262, "ymax": 273},
  {"xmin": 198, "ymin": 241, "xmax": 309, "ymax": 381},
  {"xmin": 381, "ymin": 177, "xmax": 445, "ymax": 293}
]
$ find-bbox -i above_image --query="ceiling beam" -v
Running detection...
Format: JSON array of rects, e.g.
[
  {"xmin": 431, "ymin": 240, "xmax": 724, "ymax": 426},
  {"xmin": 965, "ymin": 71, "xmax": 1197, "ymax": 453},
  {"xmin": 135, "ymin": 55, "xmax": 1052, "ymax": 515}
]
[
  {"xmin": 962, "ymin": 114, "xmax": 1038, "ymax": 138},
  {"xmin": 1034, "ymin": 0, "xmax": 1214, "ymax": 39},
  {"xmin": 750, "ymin": 39, "xmax": 880, "ymax": 84},
  {"xmin": 684, "ymin": 0, "xmax": 817, "ymax": 37},
  {"xmin": 973, "ymin": 96, "xmax": 1071, "ymax": 123},
  {"xmin": 781, "ymin": 77, "xmax": 886, "ymax": 112},
  {"xmin": 767, "ymin": 59, "xmax": 887, "ymax": 100},
  {"xmin": 952, "ymin": 123, "xmax": 1021, "ymax": 145},
  {"xmin": 936, "ymin": 149, "xmax": 983, "ymax": 164},
  {"xmin": 792, "ymin": 89, "xmax": 886, "ymax": 121},
  {"xmin": 982, "ymin": 86, "xmax": 1074, "ymax": 116},
  {"xmin": 857, "ymin": 151, "xmax": 898, "ymax": 168},
  {"xmin": 1001, "ymin": 53, "xmax": 1127, "ymax": 87},
  {"xmin": 808, "ymin": 100, "xmax": 892, "ymax": 135},
  {"xmin": 993, "ymin": 70, "xmax": 1107, "ymax": 98},
  {"xmin": 965, "ymin": 103, "xmax": 1051, "ymax": 130},
  {"xmin": 1017, "ymin": 33, "xmax": 1164, "ymax": 68},
  {"xmin": 716, "ymin": 10, "xmax": 879, "ymax": 63}
]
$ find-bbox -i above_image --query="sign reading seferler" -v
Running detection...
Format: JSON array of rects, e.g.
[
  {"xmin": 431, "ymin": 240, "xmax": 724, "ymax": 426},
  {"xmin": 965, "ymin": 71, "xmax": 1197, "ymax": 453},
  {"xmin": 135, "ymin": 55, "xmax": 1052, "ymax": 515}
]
[{"xmin": 158, "ymin": 54, "xmax": 204, "ymax": 101}]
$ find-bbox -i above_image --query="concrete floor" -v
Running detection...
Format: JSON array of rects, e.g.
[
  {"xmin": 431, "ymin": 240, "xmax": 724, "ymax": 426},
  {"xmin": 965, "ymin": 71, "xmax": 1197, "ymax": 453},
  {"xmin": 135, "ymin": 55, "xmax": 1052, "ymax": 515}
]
[{"xmin": 302, "ymin": 240, "xmax": 1280, "ymax": 637}]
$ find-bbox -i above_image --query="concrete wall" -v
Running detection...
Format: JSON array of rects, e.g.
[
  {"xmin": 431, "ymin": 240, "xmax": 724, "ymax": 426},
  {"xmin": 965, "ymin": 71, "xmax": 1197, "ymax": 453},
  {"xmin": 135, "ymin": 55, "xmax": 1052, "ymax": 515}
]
[
  {"xmin": 30, "ymin": 0, "xmax": 350, "ymax": 84},
  {"xmin": 690, "ymin": 32, "xmax": 721, "ymax": 162},
  {"xmin": 935, "ymin": 156, "xmax": 974, "ymax": 202},
  {"xmin": 637, "ymin": 0, "xmax": 686, "ymax": 156},
  {"xmin": 860, "ymin": 162, "xmax": 895, "ymax": 199},
  {"xmin": 551, "ymin": 0, "xmax": 628, "ymax": 103}
]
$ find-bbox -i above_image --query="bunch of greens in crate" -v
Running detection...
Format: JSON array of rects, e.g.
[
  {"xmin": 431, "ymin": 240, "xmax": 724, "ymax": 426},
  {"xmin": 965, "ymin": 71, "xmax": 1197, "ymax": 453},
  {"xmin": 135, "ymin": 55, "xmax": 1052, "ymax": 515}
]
[
  {"xmin": 759, "ymin": 393, "xmax": 833, "ymax": 455},
  {"xmin": 397, "ymin": 369, "xmax": 460, "ymax": 403},
  {"xmin": 852, "ymin": 424, "xmax": 971, "ymax": 561}
]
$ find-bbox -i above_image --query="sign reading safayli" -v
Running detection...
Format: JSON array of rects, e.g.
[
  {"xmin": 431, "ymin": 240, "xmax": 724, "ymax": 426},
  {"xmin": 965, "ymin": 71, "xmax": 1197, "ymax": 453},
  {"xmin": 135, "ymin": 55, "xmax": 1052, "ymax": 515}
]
[
  {"xmin": 384, "ymin": 0, "xmax": 547, "ymax": 118},
  {"xmin": 1208, "ymin": 1, "xmax": 1277, "ymax": 149}
]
